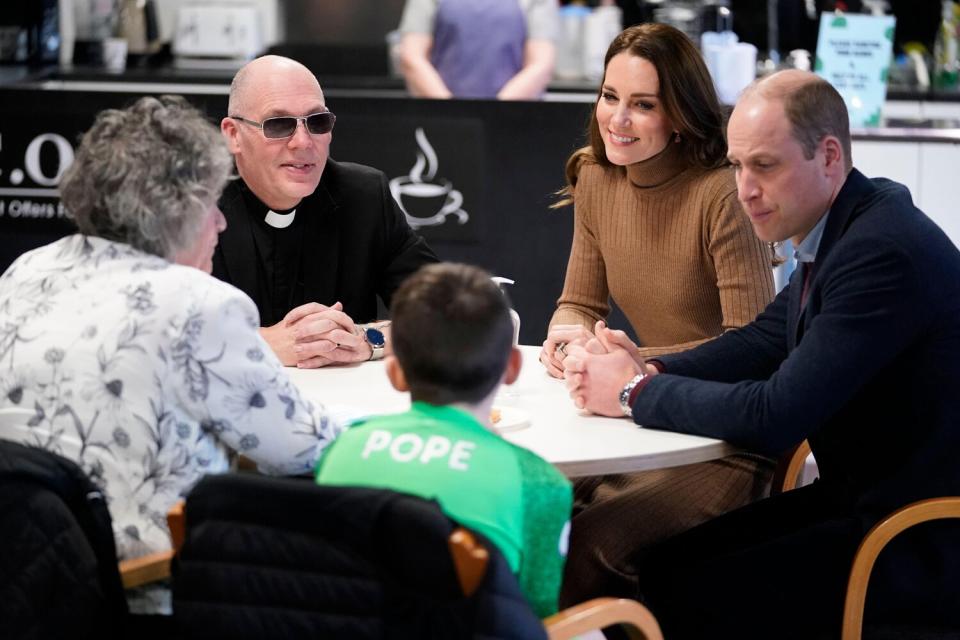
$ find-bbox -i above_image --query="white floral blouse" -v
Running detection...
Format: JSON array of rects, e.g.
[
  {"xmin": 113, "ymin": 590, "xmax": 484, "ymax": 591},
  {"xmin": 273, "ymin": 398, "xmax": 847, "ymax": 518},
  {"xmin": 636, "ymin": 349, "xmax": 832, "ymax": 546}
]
[{"xmin": 0, "ymin": 235, "xmax": 341, "ymax": 566}]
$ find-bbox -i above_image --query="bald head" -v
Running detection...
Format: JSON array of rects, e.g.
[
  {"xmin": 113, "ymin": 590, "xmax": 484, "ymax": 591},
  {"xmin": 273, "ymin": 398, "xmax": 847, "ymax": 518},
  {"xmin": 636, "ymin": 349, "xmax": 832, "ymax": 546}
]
[
  {"xmin": 228, "ymin": 55, "xmax": 323, "ymax": 117},
  {"xmin": 221, "ymin": 54, "xmax": 331, "ymax": 210},
  {"xmin": 737, "ymin": 70, "xmax": 852, "ymax": 172}
]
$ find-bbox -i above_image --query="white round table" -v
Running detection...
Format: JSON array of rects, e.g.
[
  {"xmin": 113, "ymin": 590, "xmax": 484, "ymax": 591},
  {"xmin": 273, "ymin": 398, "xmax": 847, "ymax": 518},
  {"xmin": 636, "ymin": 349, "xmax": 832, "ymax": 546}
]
[{"xmin": 288, "ymin": 345, "xmax": 737, "ymax": 478}]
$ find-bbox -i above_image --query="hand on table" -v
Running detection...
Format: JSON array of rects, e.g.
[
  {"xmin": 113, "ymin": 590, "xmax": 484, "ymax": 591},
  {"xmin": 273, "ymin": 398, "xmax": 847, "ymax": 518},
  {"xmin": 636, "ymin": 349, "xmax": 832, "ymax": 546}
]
[
  {"xmin": 540, "ymin": 324, "xmax": 597, "ymax": 378},
  {"xmin": 562, "ymin": 321, "xmax": 652, "ymax": 417},
  {"xmin": 260, "ymin": 302, "xmax": 373, "ymax": 368}
]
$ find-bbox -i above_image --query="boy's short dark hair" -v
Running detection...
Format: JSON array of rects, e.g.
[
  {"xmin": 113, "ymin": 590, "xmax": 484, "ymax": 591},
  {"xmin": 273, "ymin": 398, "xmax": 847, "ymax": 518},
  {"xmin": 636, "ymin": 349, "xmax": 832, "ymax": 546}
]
[{"xmin": 390, "ymin": 263, "xmax": 514, "ymax": 405}]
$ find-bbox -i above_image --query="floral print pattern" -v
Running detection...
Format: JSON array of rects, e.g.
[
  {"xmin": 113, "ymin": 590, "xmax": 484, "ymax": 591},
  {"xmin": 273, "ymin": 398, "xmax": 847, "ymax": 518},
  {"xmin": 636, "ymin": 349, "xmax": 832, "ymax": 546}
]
[{"xmin": 0, "ymin": 235, "xmax": 340, "ymax": 569}]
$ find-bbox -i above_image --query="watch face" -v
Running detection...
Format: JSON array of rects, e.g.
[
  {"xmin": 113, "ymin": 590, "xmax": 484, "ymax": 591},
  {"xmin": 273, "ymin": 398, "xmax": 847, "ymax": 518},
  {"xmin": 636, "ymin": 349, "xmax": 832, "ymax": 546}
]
[{"xmin": 364, "ymin": 327, "xmax": 386, "ymax": 348}]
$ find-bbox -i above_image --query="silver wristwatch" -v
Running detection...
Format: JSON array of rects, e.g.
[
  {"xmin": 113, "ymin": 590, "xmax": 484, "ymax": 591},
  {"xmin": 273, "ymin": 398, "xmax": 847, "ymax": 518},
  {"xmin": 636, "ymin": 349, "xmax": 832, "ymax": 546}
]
[
  {"xmin": 360, "ymin": 325, "xmax": 386, "ymax": 361},
  {"xmin": 619, "ymin": 373, "xmax": 646, "ymax": 417}
]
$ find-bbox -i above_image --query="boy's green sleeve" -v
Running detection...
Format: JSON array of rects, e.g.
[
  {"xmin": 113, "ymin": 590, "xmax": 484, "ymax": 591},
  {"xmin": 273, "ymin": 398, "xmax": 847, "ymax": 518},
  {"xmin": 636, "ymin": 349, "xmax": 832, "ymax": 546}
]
[{"xmin": 515, "ymin": 448, "xmax": 573, "ymax": 618}]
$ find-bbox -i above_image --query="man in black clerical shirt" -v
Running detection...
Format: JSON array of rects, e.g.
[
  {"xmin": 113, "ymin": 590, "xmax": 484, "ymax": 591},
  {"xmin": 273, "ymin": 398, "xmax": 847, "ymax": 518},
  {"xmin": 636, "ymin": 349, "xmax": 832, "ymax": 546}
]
[{"xmin": 213, "ymin": 55, "xmax": 438, "ymax": 367}]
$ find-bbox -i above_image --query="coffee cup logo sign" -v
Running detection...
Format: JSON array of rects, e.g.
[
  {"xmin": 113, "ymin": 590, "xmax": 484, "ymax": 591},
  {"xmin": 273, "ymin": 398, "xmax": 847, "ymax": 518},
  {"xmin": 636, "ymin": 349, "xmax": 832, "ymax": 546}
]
[{"xmin": 389, "ymin": 128, "xmax": 468, "ymax": 229}]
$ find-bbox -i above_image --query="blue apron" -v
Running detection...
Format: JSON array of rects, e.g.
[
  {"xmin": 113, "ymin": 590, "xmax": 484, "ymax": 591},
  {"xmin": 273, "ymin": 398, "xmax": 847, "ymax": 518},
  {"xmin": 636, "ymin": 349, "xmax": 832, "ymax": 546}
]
[{"xmin": 430, "ymin": 0, "xmax": 527, "ymax": 98}]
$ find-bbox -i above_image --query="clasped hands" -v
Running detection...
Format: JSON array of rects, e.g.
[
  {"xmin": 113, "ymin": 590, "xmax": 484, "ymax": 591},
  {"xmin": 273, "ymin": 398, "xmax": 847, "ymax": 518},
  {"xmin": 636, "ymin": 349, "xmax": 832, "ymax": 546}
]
[
  {"xmin": 540, "ymin": 321, "xmax": 656, "ymax": 417},
  {"xmin": 261, "ymin": 302, "xmax": 373, "ymax": 368}
]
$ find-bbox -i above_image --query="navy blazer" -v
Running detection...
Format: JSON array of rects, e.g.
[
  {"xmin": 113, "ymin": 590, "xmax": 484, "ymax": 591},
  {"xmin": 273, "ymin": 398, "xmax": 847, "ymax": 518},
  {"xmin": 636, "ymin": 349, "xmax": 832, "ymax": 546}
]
[
  {"xmin": 635, "ymin": 169, "xmax": 960, "ymax": 518},
  {"xmin": 212, "ymin": 159, "xmax": 438, "ymax": 325}
]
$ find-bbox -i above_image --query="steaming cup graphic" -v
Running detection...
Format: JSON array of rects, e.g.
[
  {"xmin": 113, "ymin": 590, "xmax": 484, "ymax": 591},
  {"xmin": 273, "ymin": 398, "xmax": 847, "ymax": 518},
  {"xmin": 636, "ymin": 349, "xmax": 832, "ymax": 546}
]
[
  {"xmin": 389, "ymin": 127, "xmax": 469, "ymax": 229},
  {"xmin": 390, "ymin": 177, "xmax": 466, "ymax": 228}
]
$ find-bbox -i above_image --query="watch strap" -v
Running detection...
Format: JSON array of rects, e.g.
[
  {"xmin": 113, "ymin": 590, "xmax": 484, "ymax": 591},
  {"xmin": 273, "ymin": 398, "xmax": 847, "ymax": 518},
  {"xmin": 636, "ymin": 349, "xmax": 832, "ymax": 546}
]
[{"xmin": 619, "ymin": 373, "xmax": 646, "ymax": 417}]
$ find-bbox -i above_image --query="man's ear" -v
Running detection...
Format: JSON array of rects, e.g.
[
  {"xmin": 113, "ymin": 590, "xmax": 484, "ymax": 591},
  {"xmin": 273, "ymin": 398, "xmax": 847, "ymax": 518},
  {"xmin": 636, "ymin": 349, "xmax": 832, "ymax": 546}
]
[
  {"xmin": 503, "ymin": 347, "xmax": 522, "ymax": 386},
  {"xmin": 821, "ymin": 135, "xmax": 844, "ymax": 174},
  {"xmin": 221, "ymin": 117, "xmax": 242, "ymax": 154},
  {"xmin": 385, "ymin": 355, "xmax": 409, "ymax": 392}
]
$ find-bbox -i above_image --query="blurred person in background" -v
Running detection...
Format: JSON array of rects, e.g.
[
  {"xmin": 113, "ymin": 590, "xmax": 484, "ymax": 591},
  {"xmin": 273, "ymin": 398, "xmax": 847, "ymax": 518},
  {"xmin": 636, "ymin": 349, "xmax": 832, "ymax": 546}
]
[{"xmin": 397, "ymin": 0, "xmax": 559, "ymax": 99}]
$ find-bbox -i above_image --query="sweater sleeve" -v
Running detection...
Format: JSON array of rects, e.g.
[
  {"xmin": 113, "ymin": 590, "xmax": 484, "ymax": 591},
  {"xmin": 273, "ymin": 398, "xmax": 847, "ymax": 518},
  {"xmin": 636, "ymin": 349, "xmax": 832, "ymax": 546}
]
[
  {"xmin": 525, "ymin": 0, "xmax": 560, "ymax": 42},
  {"xmin": 550, "ymin": 182, "xmax": 611, "ymax": 331},
  {"xmin": 708, "ymin": 189, "xmax": 776, "ymax": 332},
  {"xmin": 186, "ymin": 284, "xmax": 344, "ymax": 476},
  {"xmin": 636, "ymin": 183, "xmax": 775, "ymax": 359},
  {"xmin": 397, "ymin": 0, "xmax": 436, "ymax": 34}
]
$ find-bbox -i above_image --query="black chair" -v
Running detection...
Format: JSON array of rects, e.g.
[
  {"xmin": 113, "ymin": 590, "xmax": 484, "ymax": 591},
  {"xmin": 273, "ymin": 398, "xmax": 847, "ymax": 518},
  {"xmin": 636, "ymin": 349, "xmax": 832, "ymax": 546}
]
[
  {"xmin": 0, "ymin": 439, "xmax": 127, "ymax": 639},
  {"xmin": 172, "ymin": 473, "xmax": 546, "ymax": 639},
  {"xmin": 171, "ymin": 473, "xmax": 663, "ymax": 640}
]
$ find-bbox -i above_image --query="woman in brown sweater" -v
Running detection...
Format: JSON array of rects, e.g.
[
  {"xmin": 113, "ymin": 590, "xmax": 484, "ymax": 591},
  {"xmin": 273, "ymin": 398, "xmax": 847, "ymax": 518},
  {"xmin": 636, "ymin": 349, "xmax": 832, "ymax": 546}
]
[{"xmin": 541, "ymin": 24, "xmax": 778, "ymax": 607}]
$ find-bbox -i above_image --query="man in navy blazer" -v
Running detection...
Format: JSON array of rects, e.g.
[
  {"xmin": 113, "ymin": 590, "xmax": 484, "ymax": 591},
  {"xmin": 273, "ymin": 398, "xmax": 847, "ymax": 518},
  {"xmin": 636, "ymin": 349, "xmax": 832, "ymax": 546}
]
[{"xmin": 563, "ymin": 70, "xmax": 960, "ymax": 637}]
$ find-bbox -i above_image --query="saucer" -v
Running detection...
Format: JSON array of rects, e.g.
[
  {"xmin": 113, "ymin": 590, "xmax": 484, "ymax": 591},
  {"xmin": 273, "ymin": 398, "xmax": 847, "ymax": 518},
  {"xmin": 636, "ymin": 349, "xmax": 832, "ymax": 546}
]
[{"xmin": 492, "ymin": 406, "xmax": 531, "ymax": 434}]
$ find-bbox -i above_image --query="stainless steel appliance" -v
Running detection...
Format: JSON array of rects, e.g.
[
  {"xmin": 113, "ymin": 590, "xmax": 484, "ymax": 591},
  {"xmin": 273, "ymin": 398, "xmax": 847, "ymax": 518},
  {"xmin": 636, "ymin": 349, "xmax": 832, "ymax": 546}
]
[{"xmin": 0, "ymin": 0, "xmax": 60, "ymax": 65}]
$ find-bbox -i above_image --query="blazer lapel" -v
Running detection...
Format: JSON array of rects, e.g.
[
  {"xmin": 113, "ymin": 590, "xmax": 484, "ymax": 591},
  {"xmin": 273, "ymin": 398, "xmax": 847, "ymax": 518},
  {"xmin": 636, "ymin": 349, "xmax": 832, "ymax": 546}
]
[
  {"xmin": 787, "ymin": 262, "xmax": 805, "ymax": 350},
  {"xmin": 790, "ymin": 169, "xmax": 877, "ymax": 348},
  {"xmin": 810, "ymin": 169, "xmax": 875, "ymax": 266}
]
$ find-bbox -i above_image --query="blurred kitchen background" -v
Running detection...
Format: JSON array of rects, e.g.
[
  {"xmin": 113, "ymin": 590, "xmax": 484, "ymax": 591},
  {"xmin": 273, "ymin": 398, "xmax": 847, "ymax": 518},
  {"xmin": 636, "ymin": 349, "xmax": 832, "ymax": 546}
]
[{"xmin": 0, "ymin": 1, "xmax": 953, "ymax": 93}]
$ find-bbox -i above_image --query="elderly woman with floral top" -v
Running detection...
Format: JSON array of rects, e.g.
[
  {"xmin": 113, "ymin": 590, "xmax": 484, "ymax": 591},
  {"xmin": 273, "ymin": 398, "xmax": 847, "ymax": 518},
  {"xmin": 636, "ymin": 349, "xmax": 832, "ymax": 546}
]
[{"xmin": 0, "ymin": 96, "xmax": 342, "ymax": 612}]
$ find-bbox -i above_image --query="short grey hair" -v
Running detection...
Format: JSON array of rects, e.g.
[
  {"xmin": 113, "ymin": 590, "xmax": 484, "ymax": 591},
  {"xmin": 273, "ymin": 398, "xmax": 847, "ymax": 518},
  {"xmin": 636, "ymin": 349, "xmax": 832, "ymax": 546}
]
[{"xmin": 60, "ymin": 95, "xmax": 233, "ymax": 259}]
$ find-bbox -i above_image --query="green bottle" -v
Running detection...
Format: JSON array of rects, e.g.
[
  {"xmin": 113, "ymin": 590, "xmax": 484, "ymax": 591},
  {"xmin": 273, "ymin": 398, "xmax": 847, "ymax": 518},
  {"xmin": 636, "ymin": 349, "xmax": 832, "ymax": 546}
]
[{"xmin": 934, "ymin": 0, "xmax": 959, "ymax": 89}]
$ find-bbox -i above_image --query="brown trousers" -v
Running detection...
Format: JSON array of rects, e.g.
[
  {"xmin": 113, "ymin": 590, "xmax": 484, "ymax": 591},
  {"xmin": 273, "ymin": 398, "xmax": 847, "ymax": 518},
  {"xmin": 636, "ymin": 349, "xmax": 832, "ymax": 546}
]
[{"xmin": 559, "ymin": 452, "xmax": 775, "ymax": 607}]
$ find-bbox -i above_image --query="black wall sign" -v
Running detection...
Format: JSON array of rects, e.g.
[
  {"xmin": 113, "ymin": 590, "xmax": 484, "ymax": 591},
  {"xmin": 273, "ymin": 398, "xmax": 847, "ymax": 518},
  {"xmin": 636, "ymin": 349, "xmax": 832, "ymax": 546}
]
[{"xmin": 336, "ymin": 116, "xmax": 485, "ymax": 243}]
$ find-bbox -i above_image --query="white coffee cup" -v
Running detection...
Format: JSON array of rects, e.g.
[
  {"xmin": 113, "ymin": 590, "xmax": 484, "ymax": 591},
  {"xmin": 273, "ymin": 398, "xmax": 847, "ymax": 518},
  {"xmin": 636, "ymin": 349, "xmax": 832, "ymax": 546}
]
[{"xmin": 102, "ymin": 37, "xmax": 128, "ymax": 72}]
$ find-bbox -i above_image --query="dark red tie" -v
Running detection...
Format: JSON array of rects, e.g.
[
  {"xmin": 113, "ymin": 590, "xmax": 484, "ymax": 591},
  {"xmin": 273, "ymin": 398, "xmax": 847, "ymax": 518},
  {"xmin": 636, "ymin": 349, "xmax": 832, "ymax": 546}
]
[{"xmin": 800, "ymin": 262, "xmax": 814, "ymax": 308}]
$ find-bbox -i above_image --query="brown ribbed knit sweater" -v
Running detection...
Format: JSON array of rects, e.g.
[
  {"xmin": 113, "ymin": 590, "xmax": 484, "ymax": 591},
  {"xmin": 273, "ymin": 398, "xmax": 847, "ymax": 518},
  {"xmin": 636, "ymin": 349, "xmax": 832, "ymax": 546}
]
[{"xmin": 550, "ymin": 142, "xmax": 775, "ymax": 357}]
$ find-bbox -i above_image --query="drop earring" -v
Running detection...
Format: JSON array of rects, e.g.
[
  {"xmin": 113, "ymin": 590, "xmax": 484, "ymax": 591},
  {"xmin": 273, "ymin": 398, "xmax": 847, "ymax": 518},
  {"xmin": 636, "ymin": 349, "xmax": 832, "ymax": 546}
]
[{"xmin": 674, "ymin": 131, "xmax": 681, "ymax": 143}]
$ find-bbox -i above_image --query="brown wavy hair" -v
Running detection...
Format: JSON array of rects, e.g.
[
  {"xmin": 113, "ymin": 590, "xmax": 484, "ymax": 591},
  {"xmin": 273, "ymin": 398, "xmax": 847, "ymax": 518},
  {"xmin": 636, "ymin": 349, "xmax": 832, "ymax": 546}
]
[{"xmin": 556, "ymin": 23, "xmax": 728, "ymax": 206}]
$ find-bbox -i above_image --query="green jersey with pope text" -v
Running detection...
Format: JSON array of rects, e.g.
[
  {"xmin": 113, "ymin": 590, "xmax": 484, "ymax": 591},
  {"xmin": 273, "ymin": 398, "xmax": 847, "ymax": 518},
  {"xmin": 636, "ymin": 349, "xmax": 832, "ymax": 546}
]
[{"xmin": 315, "ymin": 402, "xmax": 572, "ymax": 617}]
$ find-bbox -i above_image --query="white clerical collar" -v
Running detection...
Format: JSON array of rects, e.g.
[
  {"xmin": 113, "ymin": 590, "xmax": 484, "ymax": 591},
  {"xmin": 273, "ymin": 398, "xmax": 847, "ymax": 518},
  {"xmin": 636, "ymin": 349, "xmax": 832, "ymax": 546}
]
[{"xmin": 264, "ymin": 208, "xmax": 297, "ymax": 229}]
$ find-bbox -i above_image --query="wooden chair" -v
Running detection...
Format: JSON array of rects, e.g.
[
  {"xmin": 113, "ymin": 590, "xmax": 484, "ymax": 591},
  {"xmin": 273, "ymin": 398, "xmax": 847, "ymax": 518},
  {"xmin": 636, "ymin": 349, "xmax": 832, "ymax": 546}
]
[
  {"xmin": 774, "ymin": 441, "xmax": 960, "ymax": 640},
  {"xmin": 449, "ymin": 526, "xmax": 663, "ymax": 640},
  {"xmin": 841, "ymin": 497, "xmax": 960, "ymax": 640},
  {"xmin": 117, "ymin": 501, "xmax": 185, "ymax": 589},
  {"xmin": 771, "ymin": 439, "xmax": 812, "ymax": 495}
]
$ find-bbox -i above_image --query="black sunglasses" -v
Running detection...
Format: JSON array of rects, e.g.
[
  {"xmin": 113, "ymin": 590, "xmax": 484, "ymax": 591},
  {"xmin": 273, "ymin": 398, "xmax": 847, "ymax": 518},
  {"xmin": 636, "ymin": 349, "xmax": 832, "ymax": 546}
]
[{"xmin": 230, "ymin": 111, "xmax": 336, "ymax": 139}]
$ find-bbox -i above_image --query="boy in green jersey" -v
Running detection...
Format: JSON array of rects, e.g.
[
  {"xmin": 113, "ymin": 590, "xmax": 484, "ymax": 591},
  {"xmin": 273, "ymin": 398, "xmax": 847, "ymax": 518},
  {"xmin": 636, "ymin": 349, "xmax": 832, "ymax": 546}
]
[{"xmin": 315, "ymin": 263, "xmax": 572, "ymax": 617}]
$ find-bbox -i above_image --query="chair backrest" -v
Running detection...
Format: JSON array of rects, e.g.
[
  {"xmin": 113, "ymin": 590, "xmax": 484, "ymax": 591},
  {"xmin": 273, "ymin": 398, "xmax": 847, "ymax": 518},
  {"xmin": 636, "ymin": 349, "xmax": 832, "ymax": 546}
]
[
  {"xmin": 117, "ymin": 500, "xmax": 184, "ymax": 589},
  {"xmin": 0, "ymin": 439, "xmax": 127, "ymax": 638},
  {"xmin": 771, "ymin": 439, "xmax": 813, "ymax": 495},
  {"xmin": 172, "ymin": 473, "xmax": 547, "ymax": 639},
  {"xmin": 842, "ymin": 496, "xmax": 960, "ymax": 640}
]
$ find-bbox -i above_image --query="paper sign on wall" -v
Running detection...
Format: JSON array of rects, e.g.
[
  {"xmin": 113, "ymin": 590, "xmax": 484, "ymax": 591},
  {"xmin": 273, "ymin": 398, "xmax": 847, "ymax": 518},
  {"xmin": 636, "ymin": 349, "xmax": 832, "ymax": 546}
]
[{"xmin": 815, "ymin": 12, "xmax": 896, "ymax": 127}]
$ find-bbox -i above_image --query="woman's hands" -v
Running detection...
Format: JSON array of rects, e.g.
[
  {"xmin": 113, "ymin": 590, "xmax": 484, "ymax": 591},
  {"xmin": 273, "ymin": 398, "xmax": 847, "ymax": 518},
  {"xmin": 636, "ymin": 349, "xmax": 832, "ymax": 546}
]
[{"xmin": 540, "ymin": 324, "xmax": 597, "ymax": 378}]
